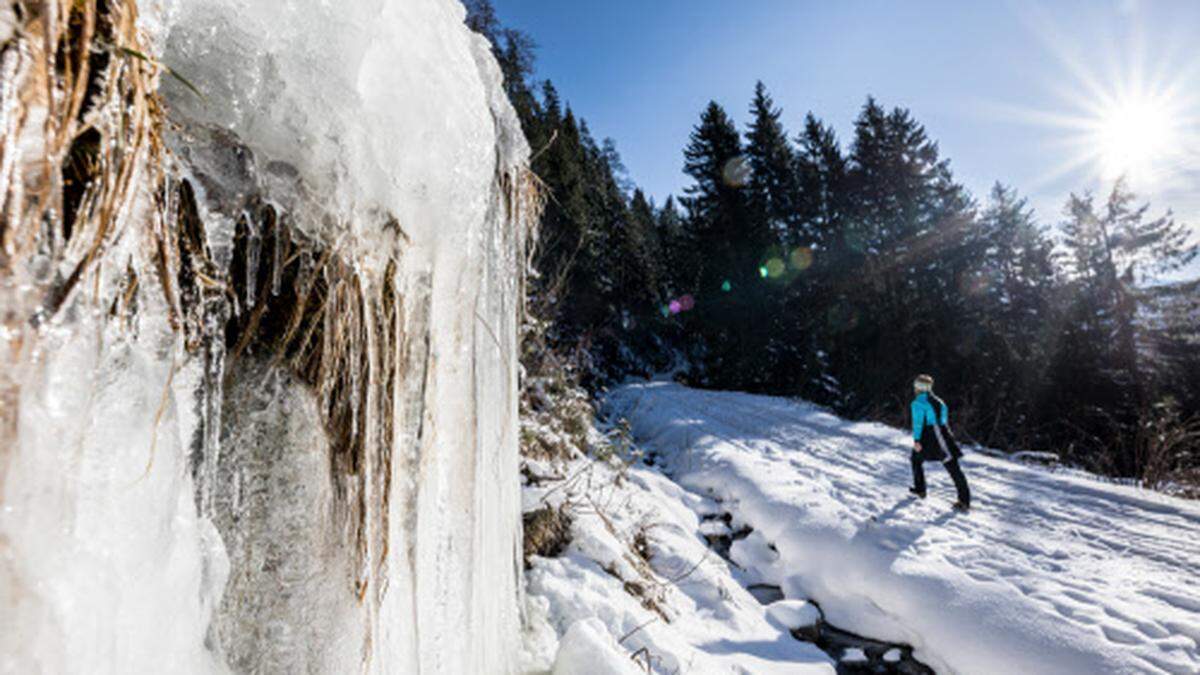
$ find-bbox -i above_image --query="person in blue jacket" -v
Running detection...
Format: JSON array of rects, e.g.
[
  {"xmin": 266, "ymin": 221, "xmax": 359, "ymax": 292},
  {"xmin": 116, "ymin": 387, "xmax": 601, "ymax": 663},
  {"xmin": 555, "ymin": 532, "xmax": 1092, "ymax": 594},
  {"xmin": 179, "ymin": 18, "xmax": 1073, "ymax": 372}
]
[{"xmin": 910, "ymin": 374, "xmax": 971, "ymax": 511}]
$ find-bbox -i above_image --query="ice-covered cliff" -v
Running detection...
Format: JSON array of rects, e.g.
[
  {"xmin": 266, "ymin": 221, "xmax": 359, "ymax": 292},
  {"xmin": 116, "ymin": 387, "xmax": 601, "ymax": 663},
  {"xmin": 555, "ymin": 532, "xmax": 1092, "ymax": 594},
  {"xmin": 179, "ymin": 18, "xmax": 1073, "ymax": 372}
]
[{"xmin": 0, "ymin": 0, "xmax": 534, "ymax": 672}]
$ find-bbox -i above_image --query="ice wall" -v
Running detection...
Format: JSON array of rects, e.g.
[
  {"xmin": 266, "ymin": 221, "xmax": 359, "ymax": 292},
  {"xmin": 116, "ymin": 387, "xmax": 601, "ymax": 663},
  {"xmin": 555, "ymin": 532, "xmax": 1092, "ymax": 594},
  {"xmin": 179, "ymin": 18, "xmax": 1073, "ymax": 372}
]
[{"xmin": 0, "ymin": 0, "xmax": 531, "ymax": 672}]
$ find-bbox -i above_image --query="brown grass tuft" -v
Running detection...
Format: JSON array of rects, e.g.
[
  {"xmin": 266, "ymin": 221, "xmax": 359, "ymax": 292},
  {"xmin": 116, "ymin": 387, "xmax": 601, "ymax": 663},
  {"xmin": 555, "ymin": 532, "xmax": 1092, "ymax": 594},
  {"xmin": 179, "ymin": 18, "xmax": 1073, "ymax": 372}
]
[{"xmin": 522, "ymin": 504, "xmax": 572, "ymax": 568}]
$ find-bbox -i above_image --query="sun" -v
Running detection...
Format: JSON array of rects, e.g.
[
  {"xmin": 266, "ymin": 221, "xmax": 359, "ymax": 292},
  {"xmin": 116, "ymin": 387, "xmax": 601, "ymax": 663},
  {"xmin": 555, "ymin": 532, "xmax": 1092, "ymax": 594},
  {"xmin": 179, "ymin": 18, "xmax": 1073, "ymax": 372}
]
[
  {"xmin": 1092, "ymin": 97, "xmax": 1176, "ymax": 183},
  {"xmin": 993, "ymin": 3, "xmax": 1200, "ymax": 198}
]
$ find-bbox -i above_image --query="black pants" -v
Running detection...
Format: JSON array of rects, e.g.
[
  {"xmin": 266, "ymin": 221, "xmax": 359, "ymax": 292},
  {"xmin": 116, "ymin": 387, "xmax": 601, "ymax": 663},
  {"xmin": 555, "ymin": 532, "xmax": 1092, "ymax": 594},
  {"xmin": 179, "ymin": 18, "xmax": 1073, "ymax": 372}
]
[{"xmin": 911, "ymin": 453, "xmax": 971, "ymax": 505}]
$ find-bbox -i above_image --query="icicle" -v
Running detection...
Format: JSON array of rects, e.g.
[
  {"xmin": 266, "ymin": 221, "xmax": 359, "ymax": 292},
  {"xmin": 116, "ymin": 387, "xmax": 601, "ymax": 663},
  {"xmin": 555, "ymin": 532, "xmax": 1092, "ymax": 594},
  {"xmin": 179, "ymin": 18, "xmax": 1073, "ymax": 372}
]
[
  {"xmin": 349, "ymin": 283, "xmax": 362, "ymax": 442},
  {"xmin": 271, "ymin": 212, "xmax": 285, "ymax": 296},
  {"xmin": 199, "ymin": 296, "xmax": 229, "ymax": 517},
  {"xmin": 244, "ymin": 211, "xmax": 259, "ymax": 310},
  {"xmin": 0, "ymin": 49, "xmax": 25, "ymax": 253}
]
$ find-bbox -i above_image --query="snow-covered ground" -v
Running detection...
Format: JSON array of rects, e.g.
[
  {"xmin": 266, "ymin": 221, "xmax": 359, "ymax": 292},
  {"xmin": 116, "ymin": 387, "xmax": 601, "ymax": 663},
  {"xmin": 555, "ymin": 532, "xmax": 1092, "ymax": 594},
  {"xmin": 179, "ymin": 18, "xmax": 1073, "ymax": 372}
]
[
  {"xmin": 603, "ymin": 380, "xmax": 1200, "ymax": 674},
  {"xmin": 519, "ymin": 434, "xmax": 836, "ymax": 674}
]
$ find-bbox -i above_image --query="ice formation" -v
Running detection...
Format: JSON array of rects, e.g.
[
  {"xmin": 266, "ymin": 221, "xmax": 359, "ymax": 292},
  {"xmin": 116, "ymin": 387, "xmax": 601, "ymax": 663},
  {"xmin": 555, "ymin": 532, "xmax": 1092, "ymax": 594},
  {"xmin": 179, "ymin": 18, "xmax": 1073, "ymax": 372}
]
[{"xmin": 1, "ymin": 0, "xmax": 533, "ymax": 672}]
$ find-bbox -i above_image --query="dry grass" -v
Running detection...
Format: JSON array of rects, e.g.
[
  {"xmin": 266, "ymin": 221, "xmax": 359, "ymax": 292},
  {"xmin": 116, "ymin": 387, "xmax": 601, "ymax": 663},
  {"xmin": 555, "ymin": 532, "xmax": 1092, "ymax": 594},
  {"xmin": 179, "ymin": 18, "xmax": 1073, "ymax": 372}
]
[
  {"xmin": 2, "ymin": 0, "xmax": 163, "ymax": 495},
  {"xmin": 522, "ymin": 504, "xmax": 572, "ymax": 568},
  {"xmin": 1136, "ymin": 401, "xmax": 1200, "ymax": 497}
]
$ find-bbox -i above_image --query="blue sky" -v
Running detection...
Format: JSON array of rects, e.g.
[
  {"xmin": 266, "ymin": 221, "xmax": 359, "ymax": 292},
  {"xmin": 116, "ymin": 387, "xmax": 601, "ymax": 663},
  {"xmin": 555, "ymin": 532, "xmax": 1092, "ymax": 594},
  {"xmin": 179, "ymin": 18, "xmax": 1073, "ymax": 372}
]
[{"xmin": 491, "ymin": 0, "xmax": 1200, "ymax": 237}]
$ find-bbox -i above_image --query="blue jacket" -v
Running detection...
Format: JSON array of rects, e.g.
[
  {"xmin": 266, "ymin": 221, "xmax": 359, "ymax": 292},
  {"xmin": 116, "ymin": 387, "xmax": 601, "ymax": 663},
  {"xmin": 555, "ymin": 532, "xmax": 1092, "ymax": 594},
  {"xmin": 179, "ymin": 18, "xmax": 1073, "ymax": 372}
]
[{"xmin": 911, "ymin": 392, "xmax": 948, "ymax": 441}]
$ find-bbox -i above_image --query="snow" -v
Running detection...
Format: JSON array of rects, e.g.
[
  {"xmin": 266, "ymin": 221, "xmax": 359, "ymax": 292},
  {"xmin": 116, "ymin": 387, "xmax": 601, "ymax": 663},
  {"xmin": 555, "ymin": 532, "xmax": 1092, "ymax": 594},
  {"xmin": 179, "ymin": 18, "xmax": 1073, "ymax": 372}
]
[
  {"xmin": 552, "ymin": 619, "xmax": 644, "ymax": 675},
  {"xmin": 3, "ymin": 0, "xmax": 530, "ymax": 672},
  {"xmin": 766, "ymin": 600, "xmax": 821, "ymax": 631},
  {"xmin": 841, "ymin": 647, "xmax": 868, "ymax": 663},
  {"xmin": 607, "ymin": 380, "xmax": 1200, "ymax": 675},
  {"xmin": 520, "ymin": 430, "xmax": 835, "ymax": 674}
]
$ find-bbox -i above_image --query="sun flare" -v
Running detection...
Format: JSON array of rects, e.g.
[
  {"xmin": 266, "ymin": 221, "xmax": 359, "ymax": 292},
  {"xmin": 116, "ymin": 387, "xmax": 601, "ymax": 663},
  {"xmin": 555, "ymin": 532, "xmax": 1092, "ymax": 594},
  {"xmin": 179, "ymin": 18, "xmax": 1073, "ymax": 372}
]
[
  {"xmin": 1093, "ymin": 97, "xmax": 1176, "ymax": 183},
  {"xmin": 997, "ymin": 4, "xmax": 1200, "ymax": 198}
]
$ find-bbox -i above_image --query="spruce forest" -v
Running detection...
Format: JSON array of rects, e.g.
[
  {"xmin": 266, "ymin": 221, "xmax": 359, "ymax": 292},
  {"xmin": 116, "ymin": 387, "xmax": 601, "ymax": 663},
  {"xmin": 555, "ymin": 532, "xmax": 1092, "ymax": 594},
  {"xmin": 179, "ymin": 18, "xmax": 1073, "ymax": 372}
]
[{"xmin": 469, "ymin": 0, "xmax": 1200, "ymax": 487}]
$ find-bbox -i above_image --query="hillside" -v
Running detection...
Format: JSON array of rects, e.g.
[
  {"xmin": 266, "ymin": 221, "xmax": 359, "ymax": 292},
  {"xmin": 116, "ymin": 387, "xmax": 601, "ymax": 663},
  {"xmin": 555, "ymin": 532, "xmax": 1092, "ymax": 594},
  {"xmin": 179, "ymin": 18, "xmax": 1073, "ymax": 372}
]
[{"xmin": 520, "ymin": 380, "xmax": 1200, "ymax": 674}]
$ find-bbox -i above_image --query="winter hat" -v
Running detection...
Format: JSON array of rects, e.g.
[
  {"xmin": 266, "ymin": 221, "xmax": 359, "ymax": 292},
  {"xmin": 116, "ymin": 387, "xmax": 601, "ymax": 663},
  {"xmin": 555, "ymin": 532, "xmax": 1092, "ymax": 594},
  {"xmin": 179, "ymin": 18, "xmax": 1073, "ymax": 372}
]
[{"xmin": 913, "ymin": 374, "xmax": 934, "ymax": 393}]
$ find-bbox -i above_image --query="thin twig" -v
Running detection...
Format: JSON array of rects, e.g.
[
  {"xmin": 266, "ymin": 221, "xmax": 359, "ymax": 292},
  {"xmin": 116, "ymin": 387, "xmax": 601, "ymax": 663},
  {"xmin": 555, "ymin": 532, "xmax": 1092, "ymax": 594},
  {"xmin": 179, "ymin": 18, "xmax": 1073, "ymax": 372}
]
[{"xmin": 618, "ymin": 616, "xmax": 659, "ymax": 645}]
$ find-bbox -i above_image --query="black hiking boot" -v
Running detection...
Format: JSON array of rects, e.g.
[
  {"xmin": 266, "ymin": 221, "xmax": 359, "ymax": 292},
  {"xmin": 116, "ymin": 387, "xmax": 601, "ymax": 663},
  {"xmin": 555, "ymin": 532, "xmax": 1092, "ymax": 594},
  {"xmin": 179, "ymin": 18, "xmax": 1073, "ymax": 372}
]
[
  {"xmin": 952, "ymin": 501, "xmax": 970, "ymax": 513},
  {"xmin": 908, "ymin": 487, "xmax": 926, "ymax": 499}
]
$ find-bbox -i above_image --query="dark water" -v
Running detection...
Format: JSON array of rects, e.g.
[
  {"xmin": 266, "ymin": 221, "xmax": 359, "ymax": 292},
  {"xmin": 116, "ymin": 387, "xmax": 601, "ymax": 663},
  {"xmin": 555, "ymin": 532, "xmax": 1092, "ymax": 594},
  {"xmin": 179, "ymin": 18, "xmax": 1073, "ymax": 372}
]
[{"xmin": 700, "ymin": 512, "xmax": 936, "ymax": 675}]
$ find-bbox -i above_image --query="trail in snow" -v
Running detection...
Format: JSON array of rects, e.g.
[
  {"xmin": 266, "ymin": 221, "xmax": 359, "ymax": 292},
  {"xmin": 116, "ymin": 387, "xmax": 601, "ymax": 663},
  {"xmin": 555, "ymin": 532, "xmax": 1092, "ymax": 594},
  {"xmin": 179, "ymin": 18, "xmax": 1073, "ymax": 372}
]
[{"xmin": 607, "ymin": 380, "xmax": 1200, "ymax": 675}]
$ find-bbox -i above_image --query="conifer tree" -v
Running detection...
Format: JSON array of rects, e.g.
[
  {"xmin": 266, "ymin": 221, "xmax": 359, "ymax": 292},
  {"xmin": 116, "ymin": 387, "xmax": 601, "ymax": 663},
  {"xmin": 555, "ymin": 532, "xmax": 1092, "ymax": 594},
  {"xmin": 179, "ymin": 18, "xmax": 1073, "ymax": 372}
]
[
  {"xmin": 745, "ymin": 82, "xmax": 798, "ymax": 245},
  {"xmin": 657, "ymin": 196, "xmax": 697, "ymax": 297},
  {"xmin": 795, "ymin": 113, "xmax": 848, "ymax": 253},
  {"xmin": 743, "ymin": 83, "xmax": 801, "ymax": 388},
  {"xmin": 964, "ymin": 184, "xmax": 1060, "ymax": 446},
  {"xmin": 834, "ymin": 98, "xmax": 974, "ymax": 409},
  {"xmin": 466, "ymin": 0, "xmax": 1200, "ymax": 471},
  {"xmin": 680, "ymin": 102, "xmax": 764, "ymax": 385},
  {"xmin": 621, "ymin": 189, "xmax": 663, "ymax": 306},
  {"xmin": 1051, "ymin": 182, "xmax": 1198, "ymax": 474},
  {"xmin": 783, "ymin": 113, "xmax": 849, "ymax": 401}
]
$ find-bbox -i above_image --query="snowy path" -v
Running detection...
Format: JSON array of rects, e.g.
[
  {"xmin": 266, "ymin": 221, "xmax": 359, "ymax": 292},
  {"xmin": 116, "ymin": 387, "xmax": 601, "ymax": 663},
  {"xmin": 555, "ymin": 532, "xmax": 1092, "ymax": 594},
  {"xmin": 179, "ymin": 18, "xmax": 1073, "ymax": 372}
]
[{"xmin": 607, "ymin": 381, "xmax": 1200, "ymax": 675}]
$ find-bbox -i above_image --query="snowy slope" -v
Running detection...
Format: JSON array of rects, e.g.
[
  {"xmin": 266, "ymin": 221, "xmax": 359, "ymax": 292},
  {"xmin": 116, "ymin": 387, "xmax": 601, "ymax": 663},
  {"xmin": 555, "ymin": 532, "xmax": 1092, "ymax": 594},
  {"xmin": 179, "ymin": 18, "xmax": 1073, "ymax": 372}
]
[
  {"xmin": 519, "ymin": 443, "xmax": 836, "ymax": 674},
  {"xmin": 607, "ymin": 381, "xmax": 1200, "ymax": 675}
]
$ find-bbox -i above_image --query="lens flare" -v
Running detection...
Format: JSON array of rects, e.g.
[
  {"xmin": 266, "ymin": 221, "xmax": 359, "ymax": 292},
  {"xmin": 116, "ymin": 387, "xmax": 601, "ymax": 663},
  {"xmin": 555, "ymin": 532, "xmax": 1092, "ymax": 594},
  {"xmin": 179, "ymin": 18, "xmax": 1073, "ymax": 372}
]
[
  {"xmin": 669, "ymin": 300, "xmax": 682, "ymax": 314},
  {"xmin": 765, "ymin": 258, "xmax": 786, "ymax": 279},
  {"xmin": 790, "ymin": 247, "xmax": 814, "ymax": 271},
  {"xmin": 721, "ymin": 280, "xmax": 732, "ymax": 292},
  {"xmin": 722, "ymin": 155, "xmax": 752, "ymax": 188},
  {"xmin": 758, "ymin": 266, "xmax": 769, "ymax": 279}
]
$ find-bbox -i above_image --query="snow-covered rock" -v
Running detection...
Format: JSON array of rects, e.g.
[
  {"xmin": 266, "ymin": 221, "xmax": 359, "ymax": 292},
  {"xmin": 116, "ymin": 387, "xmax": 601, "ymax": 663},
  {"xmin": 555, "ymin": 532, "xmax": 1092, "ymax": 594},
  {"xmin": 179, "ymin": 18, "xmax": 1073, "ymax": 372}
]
[
  {"xmin": 841, "ymin": 647, "xmax": 868, "ymax": 664},
  {"xmin": 767, "ymin": 600, "xmax": 822, "ymax": 631},
  {"xmin": 552, "ymin": 619, "xmax": 644, "ymax": 675}
]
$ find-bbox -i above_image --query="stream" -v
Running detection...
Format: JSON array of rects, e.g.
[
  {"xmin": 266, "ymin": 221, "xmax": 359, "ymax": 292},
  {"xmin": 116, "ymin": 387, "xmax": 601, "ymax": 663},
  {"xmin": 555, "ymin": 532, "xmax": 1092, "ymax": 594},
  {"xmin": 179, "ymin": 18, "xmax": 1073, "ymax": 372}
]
[{"xmin": 700, "ymin": 511, "xmax": 936, "ymax": 675}]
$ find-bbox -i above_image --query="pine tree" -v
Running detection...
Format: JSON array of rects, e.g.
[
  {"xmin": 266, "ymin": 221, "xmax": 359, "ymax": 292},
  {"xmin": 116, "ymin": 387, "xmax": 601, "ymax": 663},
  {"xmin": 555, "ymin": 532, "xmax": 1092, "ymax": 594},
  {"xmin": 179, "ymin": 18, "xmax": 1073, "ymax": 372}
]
[
  {"xmin": 680, "ymin": 101, "xmax": 766, "ymax": 386},
  {"xmin": 620, "ymin": 189, "xmax": 663, "ymax": 307},
  {"xmin": 1053, "ymin": 181, "xmax": 1198, "ymax": 475},
  {"xmin": 532, "ymin": 107, "xmax": 589, "ymax": 310},
  {"xmin": 966, "ymin": 184, "xmax": 1060, "ymax": 447},
  {"xmin": 680, "ymin": 101, "xmax": 750, "ymax": 299},
  {"xmin": 795, "ymin": 113, "xmax": 848, "ymax": 253},
  {"xmin": 465, "ymin": 0, "xmax": 1199, "ymax": 471},
  {"xmin": 657, "ymin": 196, "xmax": 697, "ymax": 297},
  {"xmin": 743, "ymin": 83, "xmax": 801, "ymax": 389},
  {"xmin": 745, "ymin": 82, "xmax": 797, "ymax": 245},
  {"xmin": 782, "ymin": 113, "xmax": 849, "ymax": 401},
  {"xmin": 567, "ymin": 119, "xmax": 622, "ymax": 331},
  {"xmin": 832, "ymin": 98, "xmax": 975, "ymax": 412}
]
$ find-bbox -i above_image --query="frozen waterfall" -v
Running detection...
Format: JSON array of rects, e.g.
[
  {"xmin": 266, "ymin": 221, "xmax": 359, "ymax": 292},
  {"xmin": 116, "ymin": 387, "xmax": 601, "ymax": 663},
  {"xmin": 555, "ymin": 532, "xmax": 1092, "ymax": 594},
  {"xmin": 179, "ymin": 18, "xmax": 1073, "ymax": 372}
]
[{"xmin": 0, "ymin": 0, "xmax": 534, "ymax": 672}]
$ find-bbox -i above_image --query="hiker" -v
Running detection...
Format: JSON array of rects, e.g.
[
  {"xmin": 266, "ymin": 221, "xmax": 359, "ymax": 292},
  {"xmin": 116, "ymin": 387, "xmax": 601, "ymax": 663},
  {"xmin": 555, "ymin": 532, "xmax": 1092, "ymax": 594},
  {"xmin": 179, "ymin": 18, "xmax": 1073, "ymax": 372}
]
[{"xmin": 909, "ymin": 374, "xmax": 971, "ymax": 511}]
